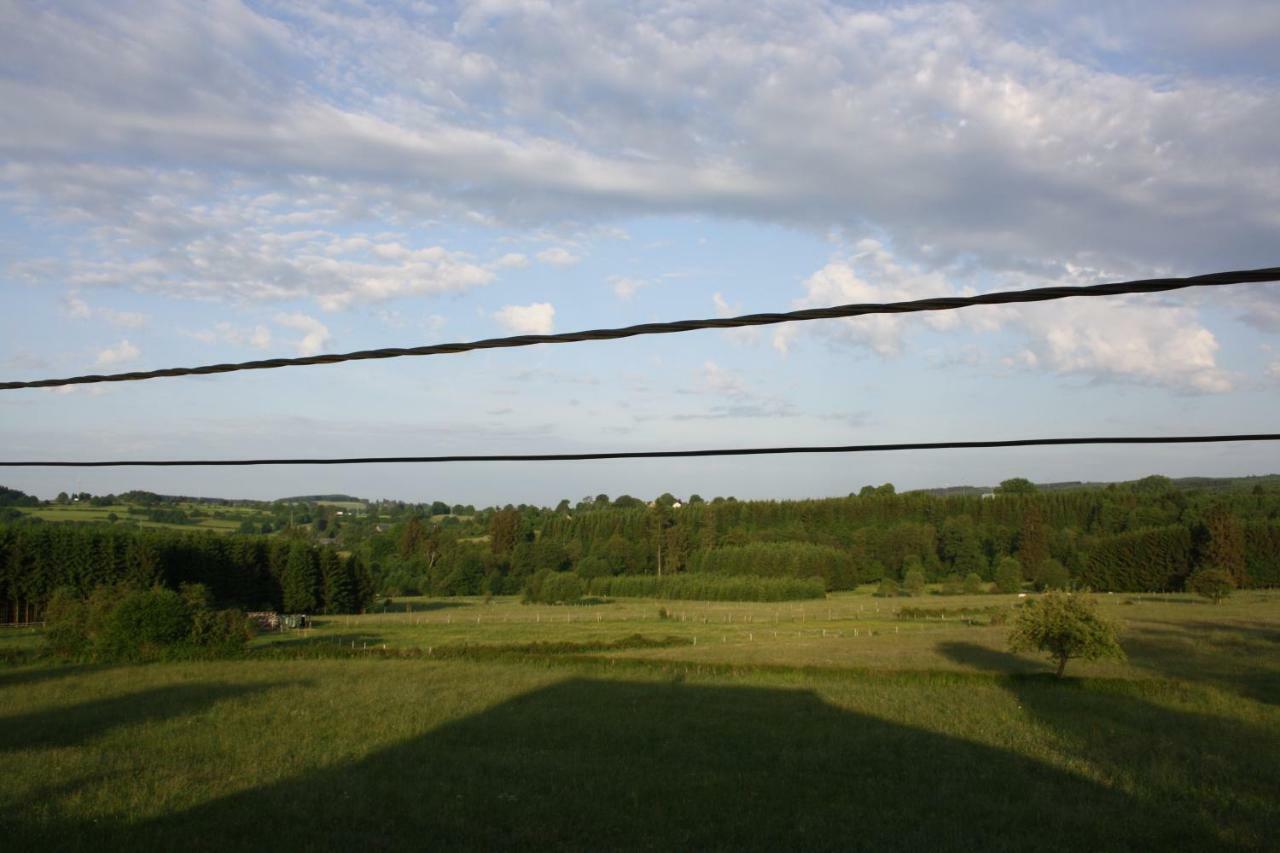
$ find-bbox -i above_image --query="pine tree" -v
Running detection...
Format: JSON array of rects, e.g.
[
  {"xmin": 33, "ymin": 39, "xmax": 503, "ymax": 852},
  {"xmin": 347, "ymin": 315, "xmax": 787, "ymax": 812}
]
[{"xmin": 282, "ymin": 543, "xmax": 320, "ymax": 613}]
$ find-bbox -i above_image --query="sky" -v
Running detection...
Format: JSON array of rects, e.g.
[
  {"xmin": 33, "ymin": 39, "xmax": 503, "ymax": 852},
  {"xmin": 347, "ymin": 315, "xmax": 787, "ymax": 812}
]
[{"xmin": 2, "ymin": 0, "xmax": 1279, "ymax": 506}]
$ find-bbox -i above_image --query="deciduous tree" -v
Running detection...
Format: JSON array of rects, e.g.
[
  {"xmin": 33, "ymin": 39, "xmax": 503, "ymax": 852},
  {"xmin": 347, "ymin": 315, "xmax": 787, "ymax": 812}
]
[{"xmin": 1008, "ymin": 592, "xmax": 1124, "ymax": 678}]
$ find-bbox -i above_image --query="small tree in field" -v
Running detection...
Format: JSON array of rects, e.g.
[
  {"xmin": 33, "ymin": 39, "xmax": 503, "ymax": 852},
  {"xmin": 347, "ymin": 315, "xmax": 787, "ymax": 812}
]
[
  {"xmin": 874, "ymin": 577, "xmax": 899, "ymax": 598},
  {"xmin": 1008, "ymin": 592, "xmax": 1125, "ymax": 678},
  {"xmin": 994, "ymin": 557, "xmax": 1024, "ymax": 594},
  {"xmin": 903, "ymin": 568, "xmax": 926, "ymax": 597},
  {"xmin": 963, "ymin": 572, "xmax": 984, "ymax": 594},
  {"xmin": 1188, "ymin": 568, "xmax": 1234, "ymax": 604}
]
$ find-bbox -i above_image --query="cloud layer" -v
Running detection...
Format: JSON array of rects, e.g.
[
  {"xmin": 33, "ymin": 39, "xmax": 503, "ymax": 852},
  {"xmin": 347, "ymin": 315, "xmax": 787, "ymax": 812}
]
[{"xmin": 4, "ymin": 0, "xmax": 1278, "ymax": 291}]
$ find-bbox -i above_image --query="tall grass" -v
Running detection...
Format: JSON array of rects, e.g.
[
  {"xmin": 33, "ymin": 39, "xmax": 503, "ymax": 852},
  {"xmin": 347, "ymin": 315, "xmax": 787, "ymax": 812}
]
[{"xmin": 588, "ymin": 573, "xmax": 825, "ymax": 601}]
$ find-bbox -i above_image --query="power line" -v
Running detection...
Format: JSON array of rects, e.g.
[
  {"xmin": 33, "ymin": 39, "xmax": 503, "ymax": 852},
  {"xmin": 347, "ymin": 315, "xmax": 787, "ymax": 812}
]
[
  {"xmin": 3, "ymin": 266, "xmax": 1276, "ymax": 391},
  {"xmin": 2, "ymin": 433, "xmax": 1276, "ymax": 466}
]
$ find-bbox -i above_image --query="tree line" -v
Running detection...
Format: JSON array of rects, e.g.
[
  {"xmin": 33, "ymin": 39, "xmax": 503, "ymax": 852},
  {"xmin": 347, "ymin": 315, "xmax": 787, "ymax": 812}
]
[
  {"xmin": 378, "ymin": 476, "xmax": 1280, "ymax": 597},
  {"xmin": 0, "ymin": 524, "xmax": 374, "ymax": 621}
]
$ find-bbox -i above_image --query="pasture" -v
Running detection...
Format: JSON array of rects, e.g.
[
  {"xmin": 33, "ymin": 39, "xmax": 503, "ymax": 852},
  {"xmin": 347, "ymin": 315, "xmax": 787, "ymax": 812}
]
[
  {"xmin": 2, "ymin": 589, "xmax": 1277, "ymax": 851},
  {"xmin": 13, "ymin": 504, "xmax": 245, "ymax": 533}
]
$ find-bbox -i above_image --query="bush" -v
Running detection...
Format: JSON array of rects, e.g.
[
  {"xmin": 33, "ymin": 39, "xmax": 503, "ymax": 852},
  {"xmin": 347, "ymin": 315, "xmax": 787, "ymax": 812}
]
[
  {"xmin": 44, "ymin": 586, "xmax": 92, "ymax": 657},
  {"xmin": 1008, "ymin": 592, "xmax": 1124, "ymax": 677},
  {"xmin": 994, "ymin": 557, "xmax": 1024, "ymax": 594},
  {"xmin": 1035, "ymin": 559, "xmax": 1071, "ymax": 591},
  {"xmin": 939, "ymin": 574, "xmax": 964, "ymax": 596},
  {"xmin": 902, "ymin": 569, "xmax": 926, "ymax": 597},
  {"xmin": 43, "ymin": 583, "xmax": 252, "ymax": 661},
  {"xmin": 523, "ymin": 570, "xmax": 585, "ymax": 604},
  {"xmin": 99, "ymin": 588, "xmax": 192, "ymax": 658},
  {"xmin": 874, "ymin": 578, "xmax": 899, "ymax": 598},
  {"xmin": 189, "ymin": 608, "xmax": 253, "ymax": 650},
  {"xmin": 1187, "ymin": 568, "xmax": 1234, "ymax": 604},
  {"xmin": 963, "ymin": 572, "xmax": 984, "ymax": 595}
]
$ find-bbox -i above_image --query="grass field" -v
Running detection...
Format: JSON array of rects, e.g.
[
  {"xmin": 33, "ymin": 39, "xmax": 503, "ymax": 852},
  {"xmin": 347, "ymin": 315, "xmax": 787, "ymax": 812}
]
[
  {"xmin": 15, "ymin": 504, "xmax": 248, "ymax": 533},
  {"xmin": 2, "ymin": 589, "xmax": 1277, "ymax": 851}
]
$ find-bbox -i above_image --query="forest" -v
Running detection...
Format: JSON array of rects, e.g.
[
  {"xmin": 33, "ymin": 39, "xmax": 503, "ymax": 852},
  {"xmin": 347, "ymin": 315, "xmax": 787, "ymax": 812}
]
[
  {"xmin": 355, "ymin": 475, "xmax": 1280, "ymax": 599},
  {"xmin": 0, "ymin": 523, "xmax": 373, "ymax": 622},
  {"xmin": 2, "ymin": 474, "xmax": 1278, "ymax": 614}
]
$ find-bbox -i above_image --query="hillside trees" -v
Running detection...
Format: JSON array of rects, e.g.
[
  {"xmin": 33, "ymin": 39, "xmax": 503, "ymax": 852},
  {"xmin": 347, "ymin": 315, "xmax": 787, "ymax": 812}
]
[{"xmin": 1200, "ymin": 508, "xmax": 1247, "ymax": 587}]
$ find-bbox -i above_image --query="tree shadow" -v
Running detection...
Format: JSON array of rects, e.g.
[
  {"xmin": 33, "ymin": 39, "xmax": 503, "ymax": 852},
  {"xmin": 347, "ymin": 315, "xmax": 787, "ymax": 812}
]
[
  {"xmin": 0, "ymin": 662, "xmax": 113, "ymax": 691},
  {"xmin": 939, "ymin": 642, "xmax": 1279, "ymax": 850},
  {"xmin": 0, "ymin": 680, "xmax": 300, "ymax": 753},
  {"xmin": 373, "ymin": 599, "xmax": 474, "ymax": 614},
  {"xmin": 258, "ymin": 632, "xmax": 388, "ymax": 651},
  {"xmin": 1119, "ymin": 621, "xmax": 1280, "ymax": 706},
  {"xmin": 26, "ymin": 677, "xmax": 1244, "ymax": 851}
]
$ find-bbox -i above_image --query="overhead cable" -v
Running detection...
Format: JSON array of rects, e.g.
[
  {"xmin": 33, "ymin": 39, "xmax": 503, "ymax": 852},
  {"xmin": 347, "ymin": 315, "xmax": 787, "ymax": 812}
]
[
  {"xmin": 2, "ymin": 266, "xmax": 1276, "ymax": 391},
  {"xmin": 2, "ymin": 432, "xmax": 1276, "ymax": 466}
]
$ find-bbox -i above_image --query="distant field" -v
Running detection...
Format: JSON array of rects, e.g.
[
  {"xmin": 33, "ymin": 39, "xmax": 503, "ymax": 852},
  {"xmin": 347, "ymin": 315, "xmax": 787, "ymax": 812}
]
[
  {"xmin": 2, "ymin": 589, "xmax": 1277, "ymax": 850},
  {"xmin": 14, "ymin": 505, "xmax": 244, "ymax": 533},
  {"xmin": 313, "ymin": 500, "xmax": 366, "ymax": 511}
]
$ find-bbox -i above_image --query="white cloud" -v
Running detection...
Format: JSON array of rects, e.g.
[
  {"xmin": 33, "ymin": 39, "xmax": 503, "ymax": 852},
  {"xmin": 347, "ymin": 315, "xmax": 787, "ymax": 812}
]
[
  {"xmin": 712, "ymin": 292, "xmax": 760, "ymax": 345},
  {"xmin": 779, "ymin": 241, "xmax": 1232, "ymax": 393},
  {"xmin": 494, "ymin": 252, "xmax": 530, "ymax": 269},
  {"xmin": 62, "ymin": 293, "xmax": 149, "ymax": 328},
  {"xmin": 192, "ymin": 322, "xmax": 272, "ymax": 350},
  {"xmin": 64, "ymin": 294, "xmax": 91, "ymax": 319},
  {"xmin": 493, "ymin": 302, "xmax": 555, "ymax": 334},
  {"xmin": 3, "ymin": 0, "xmax": 1276, "ymax": 278},
  {"xmin": 274, "ymin": 313, "xmax": 331, "ymax": 356},
  {"xmin": 95, "ymin": 339, "xmax": 140, "ymax": 366},
  {"xmin": 536, "ymin": 247, "xmax": 580, "ymax": 267},
  {"xmin": 774, "ymin": 241, "xmax": 968, "ymax": 357},
  {"xmin": 610, "ymin": 276, "xmax": 644, "ymax": 300},
  {"xmin": 698, "ymin": 361, "xmax": 750, "ymax": 399}
]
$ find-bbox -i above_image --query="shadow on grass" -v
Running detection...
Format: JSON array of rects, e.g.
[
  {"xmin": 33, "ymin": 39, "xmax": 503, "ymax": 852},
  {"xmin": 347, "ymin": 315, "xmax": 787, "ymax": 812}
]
[
  {"xmin": 1117, "ymin": 595, "xmax": 1203, "ymax": 605},
  {"xmin": 28, "ymin": 677, "xmax": 1243, "ymax": 852},
  {"xmin": 0, "ymin": 680, "xmax": 296, "ymax": 753},
  {"xmin": 939, "ymin": 642, "xmax": 1279, "ymax": 850},
  {"xmin": 0, "ymin": 662, "xmax": 113, "ymax": 691},
  {"xmin": 373, "ymin": 600, "xmax": 474, "ymax": 614},
  {"xmin": 1119, "ymin": 621, "xmax": 1280, "ymax": 706},
  {"xmin": 257, "ymin": 632, "xmax": 388, "ymax": 651}
]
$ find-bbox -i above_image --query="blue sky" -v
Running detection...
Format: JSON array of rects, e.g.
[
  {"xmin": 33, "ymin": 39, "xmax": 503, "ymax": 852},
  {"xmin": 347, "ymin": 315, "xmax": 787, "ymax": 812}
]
[{"xmin": 2, "ymin": 0, "xmax": 1279, "ymax": 505}]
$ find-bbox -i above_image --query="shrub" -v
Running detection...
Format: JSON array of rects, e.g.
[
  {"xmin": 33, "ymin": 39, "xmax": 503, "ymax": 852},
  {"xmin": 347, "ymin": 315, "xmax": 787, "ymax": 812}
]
[
  {"xmin": 1008, "ymin": 592, "xmax": 1124, "ymax": 677},
  {"xmin": 994, "ymin": 557, "xmax": 1024, "ymax": 594},
  {"xmin": 963, "ymin": 572, "xmax": 984, "ymax": 595},
  {"xmin": 43, "ymin": 583, "xmax": 252, "ymax": 661},
  {"xmin": 1035, "ymin": 559, "xmax": 1071, "ymax": 591},
  {"xmin": 189, "ymin": 608, "xmax": 253, "ymax": 650},
  {"xmin": 44, "ymin": 586, "xmax": 91, "ymax": 657},
  {"xmin": 99, "ymin": 588, "xmax": 192, "ymax": 658},
  {"xmin": 874, "ymin": 578, "xmax": 899, "ymax": 598},
  {"xmin": 903, "ymin": 569, "xmax": 926, "ymax": 597},
  {"xmin": 939, "ymin": 574, "xmax": 964, "ymax": 596},
  {"xmin": 1187, "ymin": 568, "xmax": 1234, "ymax": 604},
  {"xmin": 523, "ymin": 570, "xmax": 585, "ymax": 604}
]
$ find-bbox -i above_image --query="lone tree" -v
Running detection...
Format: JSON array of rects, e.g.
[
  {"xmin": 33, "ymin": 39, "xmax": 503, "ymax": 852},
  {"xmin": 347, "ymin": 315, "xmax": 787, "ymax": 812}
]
[
  {"xmin": 1188, "ymin": 568, "xmax": 1234, "ymax": 604},
  {"xmin": 1008, "ymin": 592, "xmax": 1125, "ymax": 678},
  {"xmin": 994, "ymin": 557, "xmax": 1024, "ymax": 594}
]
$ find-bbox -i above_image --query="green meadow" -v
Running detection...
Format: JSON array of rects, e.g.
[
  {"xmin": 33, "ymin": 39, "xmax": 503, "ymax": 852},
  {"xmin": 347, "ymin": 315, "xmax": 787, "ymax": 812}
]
[
  {"xmin": 2, "ymin": 589, "xmax": 1277, "ymax": 851},
  {"xmin": 13, "ymin": 504, "xmax": 244, "ymax": 533}
]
